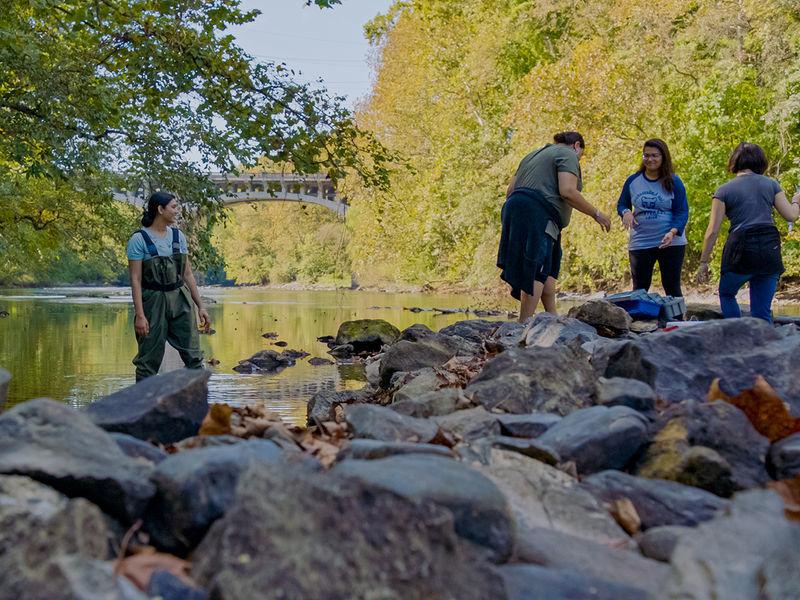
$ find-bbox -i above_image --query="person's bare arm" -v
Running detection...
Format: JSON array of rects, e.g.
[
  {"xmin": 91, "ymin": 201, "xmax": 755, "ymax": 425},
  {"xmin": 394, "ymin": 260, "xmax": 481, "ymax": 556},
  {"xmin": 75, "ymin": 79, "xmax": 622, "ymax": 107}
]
[
  {"xmin": 774, "ymin": 191, "xmax": 800, "ymax": 222},
  {"xmin": 128, "ymin": 260, "xmax": 149, "ymax": 337},
  {"xmin": 697, "ymin": 197, "xmax": 726, "ymax": 283},
  {"xmin": 183, "ymin": 257, "xmax": 211, "ymax": 332},
  {"xmin": 557, "ymin": 171, "xmax": 611, "ymax": 231}
]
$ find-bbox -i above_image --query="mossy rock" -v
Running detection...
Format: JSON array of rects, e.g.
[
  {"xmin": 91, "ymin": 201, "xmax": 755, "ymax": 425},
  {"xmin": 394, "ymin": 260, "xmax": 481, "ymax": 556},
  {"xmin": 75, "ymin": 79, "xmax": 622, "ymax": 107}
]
[{"xmin": 335, "ymin": 319, "xmax": 401, "ymax": 352}]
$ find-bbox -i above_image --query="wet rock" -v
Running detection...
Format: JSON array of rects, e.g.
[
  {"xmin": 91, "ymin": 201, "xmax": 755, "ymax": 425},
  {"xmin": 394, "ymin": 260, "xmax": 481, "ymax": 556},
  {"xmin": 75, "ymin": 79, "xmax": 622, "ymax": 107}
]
[
  {"xmin": 438, "ymin": 319, "xmax": 499, "ymax": 344},
  {"xmin": 591, "ymin": 318, "xmax": 800, "ymax": 412},
  {"xmin": 636, "ymin": 400, "xmax": 769, "ymax": 496},
  {"xmin": 0, "ymin": 399, "xmax": 155, "ymax": 522},
  {"xmin": 345, "ymin": 404, "xmax": 441, "ymax": 443},
  {"xmin": 0, "ymin": 367, "xmax": 9, "ymax": 411},
  {"xmin": 498, "ymin": 563, "xmax": 646, "ymax": 600},
  {"xmin": 379, "ymin": 335, "xmax": 476, "ymax": 388},
  {"xmin": 333, "ymin": 454, "xmax": 513, "ymax": 562},
  {"xmin": 306, "ymin": 388, "xmax": 370, "ymax": 426},
  {"xmin": 307, "ymin": 357, "xmax": 333, "ymax": 366},
  {"xmin": 638, "ymin": 525, "xmax": 692, "ymax": 562},
  {"xmin": 233, "ymin": 349, "xmax": 295, "ymax": 373},
  {"xmin": 391, "ymin": 367, "xmax": 443, "ymax": 403},
  {"xmin": 147, "ymin": 571, "xmax": 208, "ymax": 600},
  {"xmin": 536, "ymin": 406, "xmax": 648, "ymax": 475},
  {"xmin": 581, "ymin": 470, "xmax": 729, "ymax": 529},
  {"xmin": 567, "ymin": 300, "xmax": 632, "ymax": 337},
  {"xmin": 466, "ymin": 346, "xmax": 597, "ymax": 415},
  {"xmin": 280, "ymin": 348, "xmax": 308, "ymax": 359},
  {"xmin": 316, "ymin": 334, "xmax": 335, "ymax": 344},
  {"xmin": 337, "ymin": 439, "xmax": 454, "ymax": 461},
  {"xmin": 144, "ymin": 439, "xmax": 286, "ymax": 554},
  {"xmin": 768, "ymin": 432, "xmax": 800, "ymax": 480},
  {"xmin": 664, "ymin": 489, "xmax": 800, "ymax": 599},
  {"xmin": 471, "ymin": 449, "xmax": 632, "ymax": 548},
  {"xmin": 497, "ymin": 413, "xmax": 561, "ymax": 439},
  {"xmin": 391, "ymin": 387, "xmax": 463, "ymax": 418},
  {"xmin": 433, "ymin": 406, "xmax": 501, "ymax": 441},
  {"xmin": 87, "ymin": 369, "xmax": 210, "ymax": 444},
  {"xmin": 398, "ymin": 323, "xmax": 434, "ymax": 341},
  {"xmin": 522, "ymin": 312, "xmax": 599, "ymax": 349},
  {"xmin": 193, "ymin": 462, "xmax": 502, "ymax": 599},
  {"xmin": 334, "ymin": 318, "xmax": 400, "ymax": 352},
  {"xmin": 110, "ymin": 433, "xmax": 168, "ymax": 464},
  {"xmin": 596, "ymin": 376, "xmax": 656, "ymax": 413}
]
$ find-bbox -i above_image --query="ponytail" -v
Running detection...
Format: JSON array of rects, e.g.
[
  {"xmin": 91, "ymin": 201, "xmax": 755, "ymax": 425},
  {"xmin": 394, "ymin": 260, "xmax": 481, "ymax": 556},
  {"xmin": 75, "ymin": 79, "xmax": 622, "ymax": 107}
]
[{"xmin": 141, "ymin": 191, "xmax": 175, "ymax": 227}]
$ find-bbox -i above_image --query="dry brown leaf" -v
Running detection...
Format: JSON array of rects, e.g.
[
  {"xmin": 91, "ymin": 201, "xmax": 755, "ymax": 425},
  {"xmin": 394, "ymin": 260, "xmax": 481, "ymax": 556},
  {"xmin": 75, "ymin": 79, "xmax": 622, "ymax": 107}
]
[
  {"xmin": 115, "ymin": 551, "xmax": 193, "ymax": 591},
  {"xmin": 767, "ymin": 477, "xmax": 800, "ymax": 522},
  {"xmin": 198, "ymin": 403, "xmax": 233, "ymax": 436},
  {"xmin": 708, "ymin": 376, "xmax": 800, "ymax": 442},
  {"xmin": 610, "ymin": 498, "xmax": 641, "ymax": 535}
]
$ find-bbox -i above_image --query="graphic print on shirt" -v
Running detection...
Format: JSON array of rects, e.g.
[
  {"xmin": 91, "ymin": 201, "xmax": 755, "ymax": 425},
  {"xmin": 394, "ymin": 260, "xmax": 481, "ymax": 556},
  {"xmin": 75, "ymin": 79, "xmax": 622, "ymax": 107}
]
[{"xmin": 635, "ymin": 189, "xmax": 672, "ymax": 222}]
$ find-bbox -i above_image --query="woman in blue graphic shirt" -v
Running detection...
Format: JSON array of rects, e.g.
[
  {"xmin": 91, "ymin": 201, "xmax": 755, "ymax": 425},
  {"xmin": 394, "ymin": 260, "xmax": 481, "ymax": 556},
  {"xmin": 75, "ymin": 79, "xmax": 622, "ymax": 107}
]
[{"xmin": 616, "ymin": 139, "xmax": 689, "ymax": 298}]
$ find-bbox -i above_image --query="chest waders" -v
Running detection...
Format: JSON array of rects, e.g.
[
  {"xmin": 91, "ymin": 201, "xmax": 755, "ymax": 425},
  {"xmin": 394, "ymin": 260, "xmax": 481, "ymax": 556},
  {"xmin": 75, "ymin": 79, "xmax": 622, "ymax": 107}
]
[{"xmin": 133, "ymin": 228, "xmax": 203, "ymax": 381}]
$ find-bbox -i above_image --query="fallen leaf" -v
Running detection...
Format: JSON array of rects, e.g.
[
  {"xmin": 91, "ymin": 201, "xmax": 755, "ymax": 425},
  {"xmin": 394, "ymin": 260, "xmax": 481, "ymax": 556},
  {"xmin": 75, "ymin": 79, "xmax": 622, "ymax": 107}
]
[
  {"xmin": 708, "ymin": 376, "xmax": 800, "ymax": 442},
  {"xmin": 767, "ymin": 476, "xmax": 800, "ymax": 521},
  {"xmin": 198, "ymin": 403, "xmax": 233, "ymax": 436},
  {"xmin": 610, "ymin": 498, "xmax": 641, "ymax": 535},
  {"xmin": 115, "ymin": 551, "xmax": 193, "ymax": 591}
]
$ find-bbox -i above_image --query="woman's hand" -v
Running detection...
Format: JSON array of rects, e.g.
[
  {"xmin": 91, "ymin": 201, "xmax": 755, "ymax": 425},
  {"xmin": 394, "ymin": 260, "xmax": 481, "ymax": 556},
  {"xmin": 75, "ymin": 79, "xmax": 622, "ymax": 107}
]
[
  {"xmin": 593, "ymin": 210, "xmax": 612, "ymax": 232},
  {"xmin": 696, "ymin": 262, "xmax": 710, "ymax": 284},
  {"xmin": 659, "ymin": 229, "xmax": 677, "ymax": 249},
  {"xmin": 134, "ymin": 314, "xmax": 150, "ymax": 338},
  {"xmin": 198, "ymin": 308, "xmax": 211, "ymax": 333},
  {"xmin": 621, "ymin": 211, "xmax": 637, "ymax": 230}
]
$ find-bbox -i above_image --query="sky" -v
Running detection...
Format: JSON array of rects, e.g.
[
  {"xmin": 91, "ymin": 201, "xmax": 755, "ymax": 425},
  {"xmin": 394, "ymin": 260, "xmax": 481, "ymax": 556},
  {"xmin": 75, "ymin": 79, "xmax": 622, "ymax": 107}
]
[{"xmin": 229, "ymin": 0, "xmax": 395, "ymax": 107}]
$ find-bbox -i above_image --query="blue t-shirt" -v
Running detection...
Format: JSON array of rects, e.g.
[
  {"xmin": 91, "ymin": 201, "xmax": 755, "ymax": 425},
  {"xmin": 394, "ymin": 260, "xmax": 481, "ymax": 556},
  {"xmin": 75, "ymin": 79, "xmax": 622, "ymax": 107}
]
[
  {"xmin": 126, "ymin": 227, "xmax": 188, "ymax": 261},
  {"xmin": 616, "ymin": 173, "xmax": 689, "ymax": 251}
]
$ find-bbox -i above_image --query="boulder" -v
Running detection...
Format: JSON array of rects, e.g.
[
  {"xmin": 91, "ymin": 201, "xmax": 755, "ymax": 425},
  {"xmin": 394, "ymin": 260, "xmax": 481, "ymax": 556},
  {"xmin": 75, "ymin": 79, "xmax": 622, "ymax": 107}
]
[
  {"xmin": 192, "ymin": 463, "xmax": 502, "ymax": 599},
  {"xmin": 567, "ymin": 300, "xmax": 632, "ymax": 337},
  {"xmin": 0, "ymin": 399, "xmax": 155, "ymax": 522},
  {"xmin": 466, "ymin": 346, "xmax": 597, "ymax": 415},
  {"xmin": 391, "ymin": 387, "xmax": 463, "ymax": 418},
  {"xmin": 580, "ymin": 470, "xmax": 729, "ymax": 529},
  {"xmin": 637, "ymin": 525, "xmax": 693, "ymax": 562},
  {"xmin": 0, "ymin": 367, "xmax": 9, "ymax": 411},
  {"xmin": 144, "ymin": 439, "xmax": 286, "ymax": 554},
  {"xmin": 522, "ymin": 312, "xmax": 599, "ymax": 349},
  {"xmin": 87, "ymin": 369, "xmax": 210, "ymax": 444},
  {"xmin": 345, "ymin": 404, "xmax": 441, "ymax": 443},
  {"xmin": 333, "ymin": 454, "xmax": 514, "ymax": 562},
  {"xmin": 232, "ymin": 349, "xmax": 295, "ymax": 373},
  {"xmin": 498, "ymin": 564, "xmax": 646, "ymax": 600},
  {"xmin": 433, "ymin": 406, "xmax": 501, "ymax": 441},
  {"xmin": 596, "ymin": 377, "xmax": 656, "ymax": 413},
  {"xmin": 334, "ymin": 318, "xmax": 400, "ymax": 352},
  {"xmin": 536, "ymin": 406, "xmax": 648, "ymax": 475},
  {"xmin": 591, "ymin": 318, "xmax": 800, "ymax": 412},
  {"xmin": 306, "ymin": 388, "xmax": 370, "ymax": 426},
  {"xmin": 768, "ymin": 432, "xmax": 800, "ymax": 480},
  {"xmin": 635, "ymin": 400, "xmax": 770, "ymax": 496},
  {"xmin": 110, "ymin": 433, "xmax": 168, "ymax": 464},
  {"xmin": 471, "ymin": 449, "xmax": 632, "ymax": 548},
  {"xmin": 398, "ymin": 323, "xmax": 434, "ymax": 341},
  {"xmin": 664, "ymin": 490, "xmax": 800, "ymax": 599},
  {"xmin": 496, "ymin": 413, "xmax": 561, "ymax": 438},
  {"xmin": 512, "ymin": 525, "xmax": 669, "ymax": 595},
  {"xmin": 438, "ymin": 319, "xmax": 499, "ymax": 344},
  {"xmin": 391, "ymin": 367, "xmax": 443, "ymax": 403},
  {"xmin": 337, "ymin": 439, "xmax": 454, "ymax": 461},
  {"xmin": 378, "ymin": 335, "xmax": 478, "ymax": 388}
]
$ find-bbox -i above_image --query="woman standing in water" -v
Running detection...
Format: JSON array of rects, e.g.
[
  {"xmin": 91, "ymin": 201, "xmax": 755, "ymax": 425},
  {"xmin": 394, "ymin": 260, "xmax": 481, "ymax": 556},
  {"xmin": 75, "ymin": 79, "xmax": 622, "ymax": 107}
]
[
  {"xmin": 127, "ymin": 191, "xmax": 210, "ymax": 381},
  {"xmin": 617, "ymin": 139, "xmax": 689, "ymax": 299},
  {"xmin": 698, "ymin": 142, "xmax": 800, "ymax": 322}
]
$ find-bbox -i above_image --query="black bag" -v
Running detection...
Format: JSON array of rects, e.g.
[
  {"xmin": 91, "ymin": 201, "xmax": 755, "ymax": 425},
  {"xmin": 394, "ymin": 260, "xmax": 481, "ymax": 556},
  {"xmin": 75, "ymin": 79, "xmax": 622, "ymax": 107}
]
[{"xmin": 721, "ymin": 224, "xmax": 783, "ymax": 275}]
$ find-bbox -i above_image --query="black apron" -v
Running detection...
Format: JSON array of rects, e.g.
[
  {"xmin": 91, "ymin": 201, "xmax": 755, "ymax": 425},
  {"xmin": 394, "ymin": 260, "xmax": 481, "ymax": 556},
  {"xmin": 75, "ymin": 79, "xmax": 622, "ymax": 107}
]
[{"xmin": 721, "ymin": 223, "xmax": 783, "ymax": 275}]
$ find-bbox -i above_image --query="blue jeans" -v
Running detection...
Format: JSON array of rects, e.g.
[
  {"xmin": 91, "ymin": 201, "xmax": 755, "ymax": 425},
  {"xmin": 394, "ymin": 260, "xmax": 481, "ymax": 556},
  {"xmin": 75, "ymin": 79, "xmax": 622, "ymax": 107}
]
[{"xmin": 718, "ymin": 272, "xmax": 779, "ymax": 323}]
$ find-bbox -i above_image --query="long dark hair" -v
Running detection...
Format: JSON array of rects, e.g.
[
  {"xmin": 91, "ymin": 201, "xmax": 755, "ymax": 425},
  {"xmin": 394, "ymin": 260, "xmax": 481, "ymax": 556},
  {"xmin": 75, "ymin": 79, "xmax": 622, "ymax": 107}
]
[
  {"xmin": 141, "ymin": 191, "xmax": 176, "ymax": 227},
  {"xmin": 639, "ymin": 138, "xmax": 674, "ymax": 193},
  {"xmin": 553, "ymin": 131, "xmax": 585, "ymax": 149}
]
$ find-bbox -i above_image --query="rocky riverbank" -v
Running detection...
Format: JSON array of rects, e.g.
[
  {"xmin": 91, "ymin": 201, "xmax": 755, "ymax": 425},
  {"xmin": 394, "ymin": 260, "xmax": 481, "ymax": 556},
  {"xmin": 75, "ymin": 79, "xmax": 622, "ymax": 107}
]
[{"xmin": 1, "ymin": 302, "xmax": 800, "ymax": 599}]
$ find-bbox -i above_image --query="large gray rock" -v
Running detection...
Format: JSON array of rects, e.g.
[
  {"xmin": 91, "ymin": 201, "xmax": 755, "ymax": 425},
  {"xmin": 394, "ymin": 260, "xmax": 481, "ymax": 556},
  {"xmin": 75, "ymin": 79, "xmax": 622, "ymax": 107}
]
[
  {"xmin": 768, "ymin": 432, "xmax": 800, "ymax": 480},
  {"xmin": 337, "ymin": 439, "xmax": 455, "ymax": 461},
  {"xmin": 390, "ymin": 387, "xmax": 463, "ymax": 418},
  {"xmin": 471, "ymin": 449, "xmax": 632, "ymax": 548},
  {"xmin": 305, "ymin": 388, "xmax": 370, "ymax": 426},
  {"xmin": 512, "ymin": 525, "xmax": 669, "ymax": 595},
  {"xmin": 581, "ymin": 470, "xmax": 729, "ymax": 529},
  {"xmin": 87, "ymin": 368, "xmax": 210, "ymax": 444},
  {"xmin": 591, "ymin": 318, "xmax": 800, "ymax": 412},
  {"xmin": 379, "ymin": 334, "xmax": 478, "ymax": 387},
  {"xmin": 664, "ymin": 490, "xmax": 800, "ymax": 599},
  {"xmin": 496, "ymin": 413, "xmax": 561, "ymax": 438},
  {"xmin": 335, "ymin": 318, "xmax": 401, "ymax": 351},
  {"xmin": 568, "ymin": 300, "xmax": 632, "ymax": 337},
  {"xmin": 193, "ymin": 463, "xmax": 502, "ymax": 599},
  {"xmin": 433, "ymin": 406, "xmax": 501, "ymax": 441},
  {"xmin": 438, "ymin": 319, "xmax": 499, "ymax": 344},
  {"xmin": 498, "ymin": 564, "xmax": 645, "ymax": 600},
  {"xmin": 536, "ymin": 406, "xmax": 648, "ymax": 475},
  {"xmin": 345, "ymin": 404, "xmax": 441, "ymax": 443},
  {"xmin": 333, "ymin": 454, "xmax": 514, "ymax": 562},
  {"xmin": 0, "ymin": 367, "xmax": 9, "ymax": 411},
  {"xmin": 636, "ymin": 400, "xmax": 770, "ymax": 496},
  {"xmin": 0, "ymin": 399, "xmax": 155, "ymax": 522},
  {"xmin": 144, "ymin": 439, "xmax": 286, "ymax": 554},
  {"xmin": 466, "ymin": 346, "xmax": 597, "ymax": 415},
  {"xmin": 522, "ymin": 312, "xmax": 599, "ymax": 349},
  {"xmin": 596, "ymin": 376, "xmax": 656, "ymax": 413}
]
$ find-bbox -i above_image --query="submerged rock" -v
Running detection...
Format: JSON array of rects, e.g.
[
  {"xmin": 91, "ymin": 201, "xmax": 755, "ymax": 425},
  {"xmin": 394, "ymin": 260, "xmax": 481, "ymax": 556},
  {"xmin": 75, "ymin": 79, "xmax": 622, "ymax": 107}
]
[{"xmin": 232, "ymin": 350, "xmax": 295, "ymax": 373}]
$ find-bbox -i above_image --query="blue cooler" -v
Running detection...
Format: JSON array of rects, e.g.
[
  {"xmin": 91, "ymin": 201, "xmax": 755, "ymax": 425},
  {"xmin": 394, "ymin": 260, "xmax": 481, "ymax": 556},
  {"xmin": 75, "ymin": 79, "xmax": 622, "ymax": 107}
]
[{"xmin": 606, "ymin": 289, "xmax": 661, "ymax": 319}]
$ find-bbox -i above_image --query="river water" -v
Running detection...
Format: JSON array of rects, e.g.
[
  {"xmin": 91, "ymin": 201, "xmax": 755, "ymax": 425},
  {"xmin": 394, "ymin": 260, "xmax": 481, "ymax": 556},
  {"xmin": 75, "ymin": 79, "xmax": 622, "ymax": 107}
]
[{"xmin": 0, "ymin": 287, "xmax": 511, "ymax": 424}]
